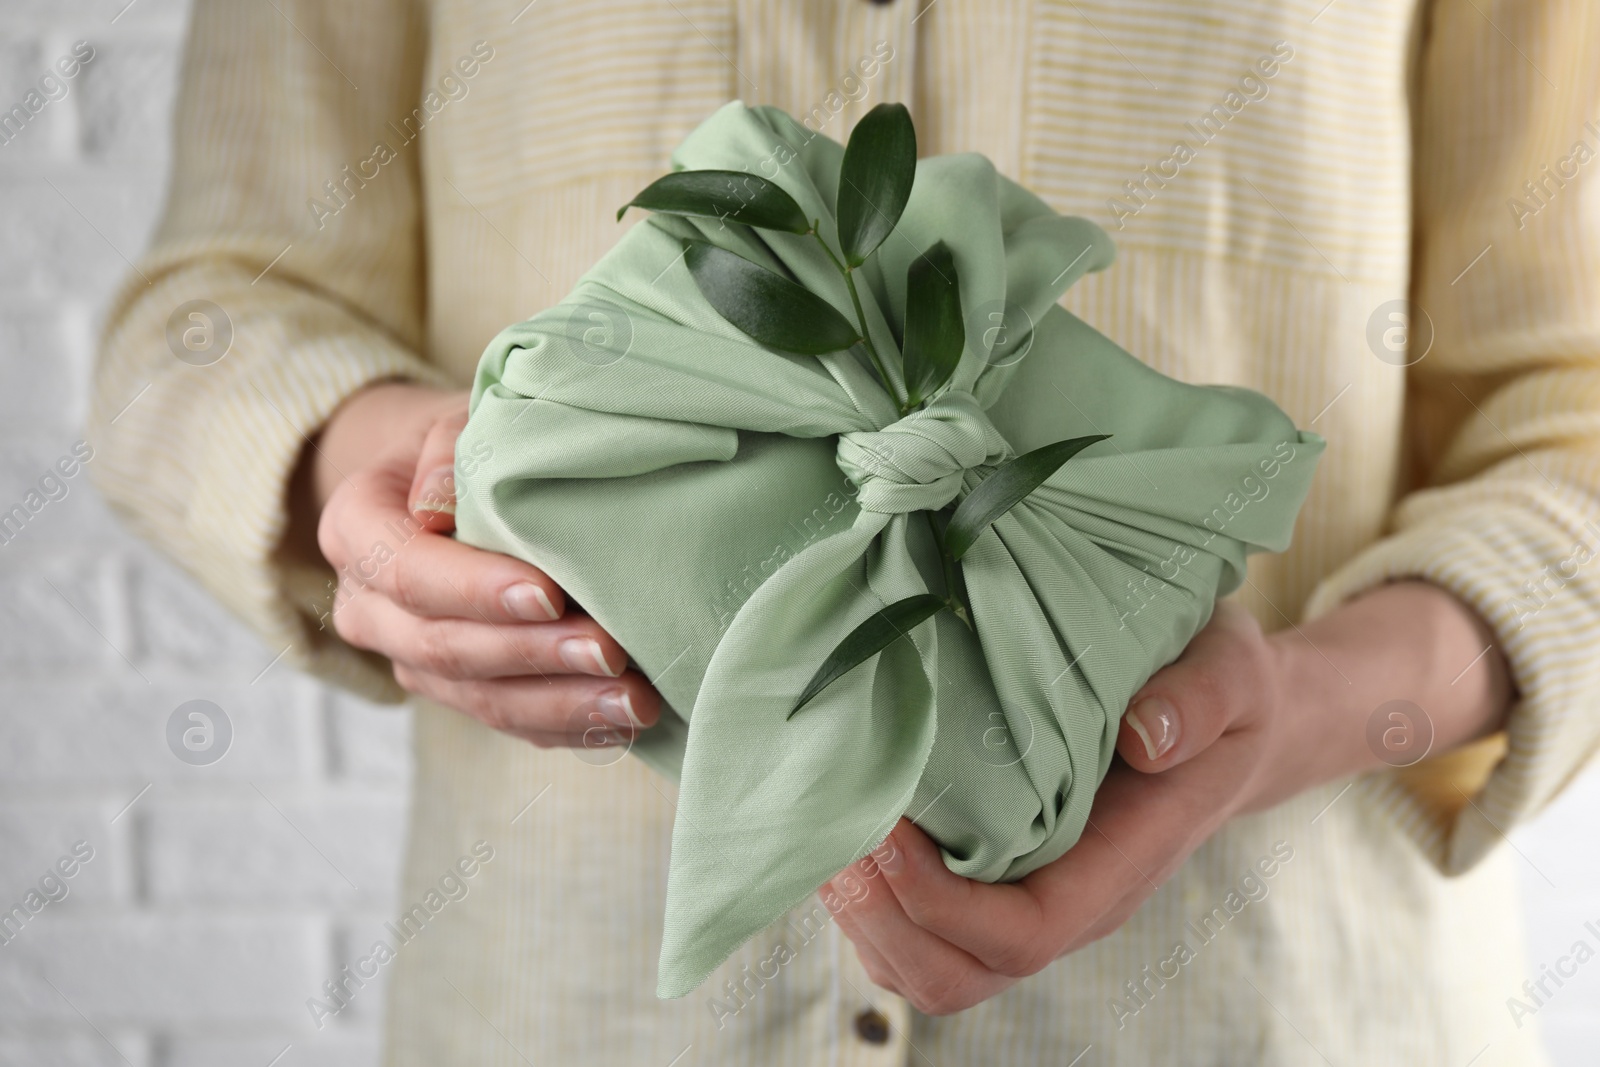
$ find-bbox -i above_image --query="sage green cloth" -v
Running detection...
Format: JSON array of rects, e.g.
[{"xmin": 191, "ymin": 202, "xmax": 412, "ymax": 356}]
[{"xmin": 454, "ymin": 101, "xmax": 1324, "ymax": 999}]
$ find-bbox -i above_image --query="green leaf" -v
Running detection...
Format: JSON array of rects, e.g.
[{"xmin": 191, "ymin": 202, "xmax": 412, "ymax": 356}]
[
  {"xmin": 944, "ymin": 435, "xmax": 1111, "ymax": 561},
  {"xmin": 789, "ymin": 594, "xmax": 946, "ymax": 718},
  {"xmin": 618, "ymin": 170, "xmax": 811, "ymax": 234},
  {"xmin": 901, "ymin": 241, "xmax": 964, "ymax": 405},
  {"xmin": 835, "ymin": 103, "xmax": 917, "ymax": 267},
  {"xmin": 683, "ymin": 241, "xmax": 860, "ymax": 355}
]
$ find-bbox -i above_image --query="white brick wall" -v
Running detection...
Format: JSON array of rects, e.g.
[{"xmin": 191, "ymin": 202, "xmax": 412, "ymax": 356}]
[
  {"xmin": 0, "ymin": 3, "xmax": 1592, "ymax": 1065},
  {"xmin": 0, "ymin": 6, "xmax": 406, "ymax": 1063}
]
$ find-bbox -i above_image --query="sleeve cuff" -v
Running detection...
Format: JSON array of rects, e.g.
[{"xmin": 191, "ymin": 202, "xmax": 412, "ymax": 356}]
[
  {"xmin": 1303, "ymin": 497, "xmax": 1600, "ymax": 874},
  {"xmin": 186, "ymin": 331, "xmax": 455, "ymax": 704}
]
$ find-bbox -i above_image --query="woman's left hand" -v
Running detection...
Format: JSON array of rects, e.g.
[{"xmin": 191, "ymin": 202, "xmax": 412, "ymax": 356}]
[{"xmin": 825, "ymin": 582, "xmax": 1514, "ymax": 1016}]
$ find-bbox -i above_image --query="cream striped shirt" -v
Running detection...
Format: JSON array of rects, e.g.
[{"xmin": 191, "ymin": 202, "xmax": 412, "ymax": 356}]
[{"xmin": 92, "ymin": 0, "xmax": 1600, "ymax": 1063}]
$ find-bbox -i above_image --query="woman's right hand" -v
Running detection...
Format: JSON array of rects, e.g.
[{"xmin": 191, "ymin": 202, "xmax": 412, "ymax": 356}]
[{"xmin": 303, "ymin": 381, "xmax": 661, "ymax": 746}]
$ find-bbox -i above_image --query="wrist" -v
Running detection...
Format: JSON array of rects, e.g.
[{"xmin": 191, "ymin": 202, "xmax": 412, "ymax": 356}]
[
  {"xmin": 1255, "ymin": 627, "xmax": 1361, "ymax": 804},
  {"xmin": 1270, "ymin": 581, "xmax": 1513, "ymax": 790}
]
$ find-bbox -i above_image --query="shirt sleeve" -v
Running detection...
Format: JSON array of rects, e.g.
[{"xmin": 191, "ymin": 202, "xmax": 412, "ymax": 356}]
[
  {"xmin": 1303, "ymin": 0, "xmax": 1600, "ymax": 874},
  {"xmin": 88, "ymin": 0, "xmax": 452, "ymax": 703}
]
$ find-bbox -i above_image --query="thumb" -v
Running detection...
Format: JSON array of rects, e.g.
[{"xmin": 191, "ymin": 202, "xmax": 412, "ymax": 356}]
[
  {"xmin": 406, "ymin": 406, "xmax": 470, "ymax": 534},
  {"xmin": 1115, "ymin": 600, "xmax": 1262, "ymax": 773}
]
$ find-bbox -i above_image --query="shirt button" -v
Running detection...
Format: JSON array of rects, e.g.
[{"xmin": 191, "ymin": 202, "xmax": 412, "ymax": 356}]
[{"xmin": 854, "ymin": 1007, "xmax": 891, "ymax": 1044}]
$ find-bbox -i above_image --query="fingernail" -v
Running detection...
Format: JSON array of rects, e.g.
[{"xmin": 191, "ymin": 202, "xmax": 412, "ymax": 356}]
[
  {"xmin": 560, "ymin": 637, "xmax": 621, "ymax": 677},
  {"xmin": 1126, "ymin": 696, "xmax": 1178, "ymax": 760},
  {"xmin": 502, "ymin": 583, "xmax": 557, "ymax": 621},
  {"xmin": 597, "ymin": 688, "xmax": 643, "ymax": 728},
  {"xmin": 413, "ymin": 465, "xmax": 456, "ymax": 514}
]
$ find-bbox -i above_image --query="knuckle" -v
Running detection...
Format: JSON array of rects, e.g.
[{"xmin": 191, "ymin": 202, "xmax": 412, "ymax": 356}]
[
  {"xmin": 470, "ymin": 687, "xmax": 534, "ymax": 739},
  {"xmin": 898, "ymin": 891, "xmax": 953, "ymax": 931},
  {"xmin": 386, "ymin": 551, "xmax": 428, "ymax": 614},
  {"xmin": 989, "ymin": 941, "xmax": 1049, "ymax": 979},
  {"xmin": 331, "ymin": 600, "xmax": 370, "ymax": 649},
  {"xmin": 907, "ymin": 972, "xmax": 969, "ymax": 1017},
  {"xmin": 436, "ymin": 678, "xmax": 503, "ymax": 731},
  {"xmin": 315, "ymin": 511, "xmax": 343, "ymax": 566},
  {"xmin": 464, "ymin": 685, "xmax": 516, "ymax": 734},
  {"xmin": 391, "ymin": 662, "xmax": 422, "ymax": 695},
  {"xmin": 314, "ymin": 486, "xmax": 358, "ymax": 563},
  {"xmin": 861, "ymin": 959, "xmax": 898, "ymax": 993},
  {"xmin": 412, "ymin": 625, "xmax": 467, "ymax": 679}
]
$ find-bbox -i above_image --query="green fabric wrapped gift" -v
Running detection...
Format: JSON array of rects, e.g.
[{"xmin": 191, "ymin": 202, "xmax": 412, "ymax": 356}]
[{"xmin": 454, "ymin": 101, "xmax": 1324, "ymax": 998}]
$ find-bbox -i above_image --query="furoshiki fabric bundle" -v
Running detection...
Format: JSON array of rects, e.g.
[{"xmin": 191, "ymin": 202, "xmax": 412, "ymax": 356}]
[{"xmin": 454, "ymin": 101, "xmax": 1323, "ymax": 997}]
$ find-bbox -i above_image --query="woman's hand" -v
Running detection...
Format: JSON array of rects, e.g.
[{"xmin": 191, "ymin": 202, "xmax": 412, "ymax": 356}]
[
  {"xmin": 299, "ymin": 381, "xmax": 661, "ymax": 746},
  {"xmin": 826, "ymin": 582, "xmax": 1514, "ymax": 1015}
]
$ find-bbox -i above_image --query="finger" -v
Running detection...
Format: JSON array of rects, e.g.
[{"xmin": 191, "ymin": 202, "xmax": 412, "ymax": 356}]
[
  {"xmin": 825, "ymin": 848, "xmax": 1002, "ymax": 1016},
  {"xmin": 336, "ymin": 592, "xmax": 629, "ymax": 681},
  {"xmin": 824, "ymin": 886, "xmax": 907, "ymax": 996},
  {"xmin": 1117, "ymin": 599, "xmax": 1266, "ymax": 771},
  {"xmin": 322, "ymin": 468, "xmax": 566, "ymax": 623},
  {"xmin": 407, "ymin": 407, "xmax": 471, "ymax": 534},
  {"xmin": 393, "ymin": 665, "xmax": 660, "ymax": 737},
  {"xmin": 871, "ymin": 820, "xmax": 1054, "ymax": 979},
  {"xmin": 848, "ymin": 938, "xmax": 905, "ymax": 997}
]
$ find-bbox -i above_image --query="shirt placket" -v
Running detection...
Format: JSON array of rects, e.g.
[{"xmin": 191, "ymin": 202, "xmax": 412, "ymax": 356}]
[
  {"xmin": 831, "ymin": 3, "xmax": 918, "ymax": 1055},
  {"xmin": 727, "ymin": 1, "xmax": 922, "ymax": 1063},
  {"xmin": 832, "ymin": 918, "xmax": 915, "ymax": 1067}
]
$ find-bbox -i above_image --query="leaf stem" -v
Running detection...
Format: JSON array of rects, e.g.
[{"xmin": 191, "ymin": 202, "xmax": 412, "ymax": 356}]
[
  {"xmin": 926, "ymin": 510, "xmax": 973, "ymax": 629},
  {"xmin": 813, "ymin": 224, "xmax": 966, "ymax": 622},
  {"xmin": 812, "ymin": 227, "xmax": 903, "ymax": 408},
  {"xmin": 810, "ymin": 226, "xmax": 847, "ymax": 273},
  {"xmin": 845, "ymin": 271, "xmax": 903, "ymax": 409}
]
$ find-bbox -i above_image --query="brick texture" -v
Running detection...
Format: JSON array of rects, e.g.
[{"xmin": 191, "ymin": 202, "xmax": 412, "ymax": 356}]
[
  {"xmin": 0, "ymin": 7, "xmax": 409, "ymax": 1063},
  {"xmin": 0, "ymin": 2, "xmax": 1593, "ymax": 1065}
]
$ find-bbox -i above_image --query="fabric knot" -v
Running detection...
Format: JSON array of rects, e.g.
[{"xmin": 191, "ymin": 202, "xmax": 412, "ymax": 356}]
[{"xmin": 836, "ymin": 392, "xmax": 1012, "ymax": 515}]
